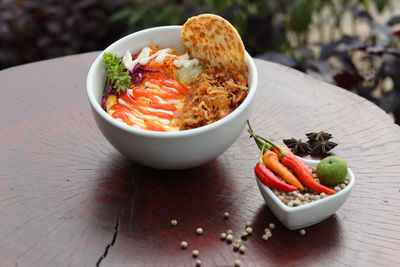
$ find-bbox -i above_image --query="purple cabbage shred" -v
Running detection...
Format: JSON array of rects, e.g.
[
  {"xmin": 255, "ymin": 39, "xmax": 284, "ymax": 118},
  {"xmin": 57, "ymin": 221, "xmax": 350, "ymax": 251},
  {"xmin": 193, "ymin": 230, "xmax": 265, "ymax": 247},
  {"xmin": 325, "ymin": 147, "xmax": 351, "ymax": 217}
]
[
  {"xmin": 130, "ymin": 64, "xmax": 168, "ymax": 86},
  {"xmin": 101, "ymin": 83, "xmax": 113, "ymax": 109}
]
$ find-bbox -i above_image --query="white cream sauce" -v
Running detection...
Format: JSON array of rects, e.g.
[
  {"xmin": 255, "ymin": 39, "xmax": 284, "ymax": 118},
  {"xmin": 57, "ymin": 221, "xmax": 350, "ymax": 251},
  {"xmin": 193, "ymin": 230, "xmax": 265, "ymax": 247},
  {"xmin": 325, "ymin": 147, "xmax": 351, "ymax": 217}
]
[
  {"xmin": 174, "ymin": 53, "xmax": 199, "ymax": 68},
  {"xmin": 123, "ymin": 48, "xmax": 199, "ymax": 71}
]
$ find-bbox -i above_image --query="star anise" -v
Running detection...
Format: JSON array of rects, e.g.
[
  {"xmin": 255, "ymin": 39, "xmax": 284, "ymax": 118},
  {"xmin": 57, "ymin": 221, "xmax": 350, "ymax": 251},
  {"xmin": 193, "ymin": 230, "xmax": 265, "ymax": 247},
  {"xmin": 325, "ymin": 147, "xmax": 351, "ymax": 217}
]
[
  {"xmin": 306, "ymin": 131, "xmax": 332, "ymax": 142},
  {"xmin": 283, "ymin": 138, "xmax": 310, "ymax": 155},
  {"xmin": 310, "ymin": 140, "xmax": 337, "ymax": 155}
]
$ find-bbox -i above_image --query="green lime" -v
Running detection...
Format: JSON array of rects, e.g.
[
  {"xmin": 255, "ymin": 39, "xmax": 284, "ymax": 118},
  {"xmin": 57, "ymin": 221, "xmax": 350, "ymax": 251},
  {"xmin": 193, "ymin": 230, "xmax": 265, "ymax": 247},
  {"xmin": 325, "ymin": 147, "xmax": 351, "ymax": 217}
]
[{"xmin": 316, "ymin": 156, "xmax": 348, "ymax": 186}]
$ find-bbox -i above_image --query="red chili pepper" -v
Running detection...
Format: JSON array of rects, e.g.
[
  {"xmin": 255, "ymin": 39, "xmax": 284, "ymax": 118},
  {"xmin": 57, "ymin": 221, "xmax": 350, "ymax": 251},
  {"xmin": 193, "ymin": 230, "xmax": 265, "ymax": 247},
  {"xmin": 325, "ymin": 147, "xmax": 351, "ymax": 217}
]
[
  {"xmin": 265, "ymin": 140, "xmax": 336, "ymax": 195},
  {"xmin": 254, "ymin": 146, "xmax": 297, "ymax": 192},
  {"xmin": 272, "ymin": 145, "xmax": 323, "ymax": 182}
]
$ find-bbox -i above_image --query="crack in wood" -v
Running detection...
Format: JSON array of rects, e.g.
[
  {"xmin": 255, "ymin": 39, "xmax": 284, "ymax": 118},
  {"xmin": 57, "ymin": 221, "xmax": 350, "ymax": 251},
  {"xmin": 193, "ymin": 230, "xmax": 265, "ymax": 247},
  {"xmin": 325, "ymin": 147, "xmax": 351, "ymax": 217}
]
[{"xmin": 96, "ymin": 214, "xmax": 121, "ymax": 267}]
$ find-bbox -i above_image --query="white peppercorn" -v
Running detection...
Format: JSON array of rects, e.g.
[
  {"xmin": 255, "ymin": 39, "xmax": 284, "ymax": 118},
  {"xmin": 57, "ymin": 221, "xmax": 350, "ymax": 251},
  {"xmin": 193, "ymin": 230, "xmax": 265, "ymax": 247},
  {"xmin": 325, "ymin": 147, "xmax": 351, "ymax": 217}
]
[
  {"xmin": 299, "ymin": 229, "xmax": 306, "ymax": 235},
  {"xmin": 224, "ymin": 212, "xmax": 230, "ymax": 219},
  {"xmin": 241, "ymin": 231, "xmax": 248, "ymax": 238},
  {"xmin": 195, "ymin": 259, "xmax": 202, "ymax": 266},
  {"xmin": 170, "ymin": 219, "xmax": 177, "ymax": 226},
  {"xmin": 234, "ymin": 259, "xmax": 241, "ymax": 267},
  {"xmin": 180, "ymin": 241, "xmax": 188, "ymax": 249},
  {"xmin": 311, "ymin": 167, "xmax": 317, "ymax": 172},
  {"xmin": 192, "ymin": 250, "xmax": 199, "ymax": 257},
  {"xmin": 220, "ymin": 233, "xmax": 227, "ymax": 240},
  {"xmin": 226, "ymin": 234, "xmax": 233, "ymax": 242},
  {"xmin": 273, "ymin": 169, "xmax": 350, "ymax": 207},
  {"xmin": 196, "ymin": 228, "xmax": 203, "ymax": 235},
  {"xmin": 246, "ymin": 227, "xmax": 253, "ymax": 234}
]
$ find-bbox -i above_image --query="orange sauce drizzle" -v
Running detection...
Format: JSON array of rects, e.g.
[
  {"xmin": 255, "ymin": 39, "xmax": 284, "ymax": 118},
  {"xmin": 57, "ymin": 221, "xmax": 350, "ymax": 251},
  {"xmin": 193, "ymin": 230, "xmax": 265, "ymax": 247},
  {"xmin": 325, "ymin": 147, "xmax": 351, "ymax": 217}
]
[{"xmin": 109, "ymin": 61, "xmax": 189, "ymax": 131}]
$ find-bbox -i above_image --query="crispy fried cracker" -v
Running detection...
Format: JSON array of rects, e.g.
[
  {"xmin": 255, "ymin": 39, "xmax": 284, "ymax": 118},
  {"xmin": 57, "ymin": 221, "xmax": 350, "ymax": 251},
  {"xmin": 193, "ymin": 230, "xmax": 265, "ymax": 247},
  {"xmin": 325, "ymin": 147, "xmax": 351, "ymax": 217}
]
[{"xmin": 181, "ymin": 14, "xmax": 248, "ymax": 79}]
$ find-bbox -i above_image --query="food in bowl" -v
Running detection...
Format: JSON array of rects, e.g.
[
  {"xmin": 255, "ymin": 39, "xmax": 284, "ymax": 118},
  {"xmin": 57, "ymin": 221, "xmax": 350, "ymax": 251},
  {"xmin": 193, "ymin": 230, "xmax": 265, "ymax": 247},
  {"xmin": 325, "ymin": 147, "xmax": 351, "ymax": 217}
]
[
  {"xmin": 101, "ymin": 14, "xmax": 248, "ymax": 132},
  {"xmin": 86, "ymin": 21, "xmax": 258, "ymax": 169}
]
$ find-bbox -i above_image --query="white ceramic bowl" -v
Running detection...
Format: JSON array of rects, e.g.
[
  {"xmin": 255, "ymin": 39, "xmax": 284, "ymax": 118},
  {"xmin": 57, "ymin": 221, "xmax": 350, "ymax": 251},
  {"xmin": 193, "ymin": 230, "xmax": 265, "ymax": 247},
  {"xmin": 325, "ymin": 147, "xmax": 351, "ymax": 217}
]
[
  {"xmin": 87, "ymin": 26, "xmax": 258, "ymax": 169},
  {"xmin": 256, "ymin": 157, "xmax": 355, "ymax": 230}
]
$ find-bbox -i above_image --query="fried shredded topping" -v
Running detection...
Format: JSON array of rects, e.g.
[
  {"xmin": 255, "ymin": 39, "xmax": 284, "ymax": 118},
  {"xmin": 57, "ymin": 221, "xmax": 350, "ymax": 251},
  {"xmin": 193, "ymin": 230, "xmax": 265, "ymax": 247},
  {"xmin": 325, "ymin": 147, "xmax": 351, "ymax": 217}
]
[{"xmin": 176, "ymin": 68, "xmax": 248, "ymax": 130}]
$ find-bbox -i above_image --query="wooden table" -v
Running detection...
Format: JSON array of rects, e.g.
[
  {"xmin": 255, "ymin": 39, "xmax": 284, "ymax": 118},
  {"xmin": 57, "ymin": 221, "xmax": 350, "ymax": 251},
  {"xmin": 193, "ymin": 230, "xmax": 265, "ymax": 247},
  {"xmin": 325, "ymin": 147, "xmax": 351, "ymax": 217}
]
[{"xmin": 1, "ymin": 52, "xmax": 400, "ymax": 266}]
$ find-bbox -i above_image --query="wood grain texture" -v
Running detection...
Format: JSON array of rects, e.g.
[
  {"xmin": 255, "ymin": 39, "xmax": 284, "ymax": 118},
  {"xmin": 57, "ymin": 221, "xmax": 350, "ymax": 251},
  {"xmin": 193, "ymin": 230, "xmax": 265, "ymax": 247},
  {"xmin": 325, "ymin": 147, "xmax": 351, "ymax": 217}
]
[{"xmin": 1, "ymin": 52, "xmax": 400, "ymax": 266}]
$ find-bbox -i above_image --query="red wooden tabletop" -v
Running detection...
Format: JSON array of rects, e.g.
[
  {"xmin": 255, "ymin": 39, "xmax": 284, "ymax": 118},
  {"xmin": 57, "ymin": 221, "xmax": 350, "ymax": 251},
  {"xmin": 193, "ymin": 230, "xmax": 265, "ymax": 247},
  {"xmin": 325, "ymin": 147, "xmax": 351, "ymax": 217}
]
[{"xmin": 1, "ymin": 52, "xmax": 400, "ymax": 266}]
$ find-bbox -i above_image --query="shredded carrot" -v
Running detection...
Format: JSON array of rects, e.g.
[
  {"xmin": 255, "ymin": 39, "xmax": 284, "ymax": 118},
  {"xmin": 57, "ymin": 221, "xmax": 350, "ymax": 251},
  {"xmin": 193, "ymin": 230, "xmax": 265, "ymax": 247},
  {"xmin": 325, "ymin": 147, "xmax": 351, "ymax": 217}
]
[
  {"xmin": 150, "ymin": 41, "xmax": 158, "ymax": 55},
  {"xmin": 144, "ymin": 55, "xmax": 177, "ymax": 79}
]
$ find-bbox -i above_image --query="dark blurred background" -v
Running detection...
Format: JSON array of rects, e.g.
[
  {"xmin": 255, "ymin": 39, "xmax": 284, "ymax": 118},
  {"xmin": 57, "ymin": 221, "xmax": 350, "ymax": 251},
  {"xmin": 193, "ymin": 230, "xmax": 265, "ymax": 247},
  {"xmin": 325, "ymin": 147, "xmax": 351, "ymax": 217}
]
[{"xmin": 1, "ymin": 0, "xmax": 399, "ymax": 123}]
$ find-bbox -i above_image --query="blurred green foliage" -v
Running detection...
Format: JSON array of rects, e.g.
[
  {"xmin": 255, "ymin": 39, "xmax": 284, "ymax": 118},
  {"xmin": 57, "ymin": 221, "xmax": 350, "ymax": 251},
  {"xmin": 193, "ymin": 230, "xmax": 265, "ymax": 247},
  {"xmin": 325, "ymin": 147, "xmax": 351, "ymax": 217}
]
[
  {"xmin": 2, "ymin": 0, "xmax": 398, "ymax": 123},
  {"xmin": 109, "ymin": 0, "xmax": 280, "ymax": 56},
  {"xmin": 110, "ymin": 0, "xmax": 391, "ymax": 55},
  {"xmin": 0, "ymin": 0, "xmax": 391, "ymax": 68}
]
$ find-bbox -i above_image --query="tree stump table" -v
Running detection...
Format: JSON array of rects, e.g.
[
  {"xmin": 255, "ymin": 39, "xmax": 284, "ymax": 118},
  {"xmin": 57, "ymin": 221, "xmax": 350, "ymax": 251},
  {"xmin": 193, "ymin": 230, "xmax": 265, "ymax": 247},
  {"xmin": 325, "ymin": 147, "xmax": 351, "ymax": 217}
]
[{"xmin": 1, "ymin": 52, "xmax": 399, "ymax": 266}]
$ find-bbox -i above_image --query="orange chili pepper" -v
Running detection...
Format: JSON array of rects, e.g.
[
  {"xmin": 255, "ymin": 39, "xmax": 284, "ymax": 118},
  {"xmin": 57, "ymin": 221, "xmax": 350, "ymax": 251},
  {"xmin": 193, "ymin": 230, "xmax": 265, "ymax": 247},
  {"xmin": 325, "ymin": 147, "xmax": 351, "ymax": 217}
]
[
  {"xmin": 263, "ymin": 150, "xmax": 304, "ymax": 190},
  {"xmin": 255, "ymin": 147, "xmax": 297, "ymax": 193}
]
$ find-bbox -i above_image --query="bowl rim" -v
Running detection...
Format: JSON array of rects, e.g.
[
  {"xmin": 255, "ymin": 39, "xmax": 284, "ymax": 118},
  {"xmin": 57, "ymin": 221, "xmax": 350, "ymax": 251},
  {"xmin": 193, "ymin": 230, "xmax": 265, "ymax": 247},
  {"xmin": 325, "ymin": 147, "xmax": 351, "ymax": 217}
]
[
  {"xmin": 257, "ymin": 157, "xmax": 355, "ymax": 213},
  {"xmin": 86, "ymin": 25, "xmax": 258, "ymax": 138}
]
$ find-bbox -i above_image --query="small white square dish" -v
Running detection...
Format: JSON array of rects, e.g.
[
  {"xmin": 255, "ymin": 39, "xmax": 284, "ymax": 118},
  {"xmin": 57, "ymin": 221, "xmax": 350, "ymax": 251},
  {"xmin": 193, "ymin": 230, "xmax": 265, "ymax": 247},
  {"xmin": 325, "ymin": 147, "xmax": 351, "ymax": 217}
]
[{"xmin": 256, "ymin": 157, "xmax": 355, "ymax": 230}]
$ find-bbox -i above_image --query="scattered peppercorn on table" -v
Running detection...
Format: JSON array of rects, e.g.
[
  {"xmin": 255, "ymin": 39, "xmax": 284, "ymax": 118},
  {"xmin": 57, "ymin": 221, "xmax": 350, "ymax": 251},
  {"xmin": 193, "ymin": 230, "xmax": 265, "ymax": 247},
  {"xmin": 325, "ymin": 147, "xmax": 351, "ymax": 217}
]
[{"xmin": 1, "ymin": 52, "xmax": 400, "ymax": 266}]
